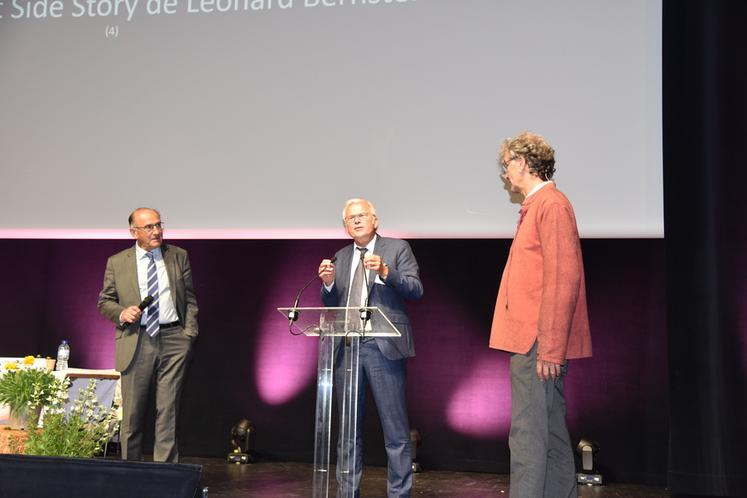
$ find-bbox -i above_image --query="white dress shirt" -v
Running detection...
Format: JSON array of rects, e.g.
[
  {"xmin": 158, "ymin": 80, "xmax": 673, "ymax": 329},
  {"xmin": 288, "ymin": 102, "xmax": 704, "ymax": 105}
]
[{"xmin": 135, "ymin": 245, "xmax": 180, "ymax": 325}]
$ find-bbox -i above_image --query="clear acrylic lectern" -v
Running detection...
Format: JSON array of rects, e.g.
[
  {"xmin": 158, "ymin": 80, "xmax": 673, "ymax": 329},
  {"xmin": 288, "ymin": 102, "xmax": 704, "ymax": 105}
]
[{"xmin": 276, "ymin": 306, "xmax": 401, "ymax": 498}]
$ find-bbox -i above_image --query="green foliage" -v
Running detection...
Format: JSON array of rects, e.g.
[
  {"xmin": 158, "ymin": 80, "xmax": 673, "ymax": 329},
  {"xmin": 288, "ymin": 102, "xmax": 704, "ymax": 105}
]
[
  {"xmin": 0, "ymin": 368, "xmax": 67, "ymax": 419},
  {"xmin": 22, "ymin": 379, "xmax": 118, "ymax": 458}
]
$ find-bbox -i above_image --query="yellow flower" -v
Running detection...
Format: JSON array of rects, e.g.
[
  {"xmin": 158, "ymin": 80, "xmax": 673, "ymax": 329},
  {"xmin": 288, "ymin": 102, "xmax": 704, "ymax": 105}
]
[
  {"xmin": 4, "ymin": 362, "xmax": 18, "ymax": 370},
  {"xmin": 23, "ymin": 356, "xmax": 35, "ymax": 365}
]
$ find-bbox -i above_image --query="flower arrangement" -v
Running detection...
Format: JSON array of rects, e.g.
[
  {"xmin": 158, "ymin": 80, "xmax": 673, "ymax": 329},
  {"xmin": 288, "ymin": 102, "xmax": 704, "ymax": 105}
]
[
  {"xmin": 20, "ymin": 379, "xmax": 118, "ymax": 457},
  {"xmin": 1, "ymin": 355, "xmax": 119, "ymax": 457},
  {"xmin": 0, "ymin": 356, "xmax": 67, "ymax": 425}
]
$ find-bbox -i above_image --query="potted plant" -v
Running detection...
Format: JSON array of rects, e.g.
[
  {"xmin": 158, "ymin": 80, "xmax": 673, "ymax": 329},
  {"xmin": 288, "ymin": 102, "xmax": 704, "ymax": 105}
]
[
  {"xmin": 19, "ymin": 379, "xmax": 118, "ymax": 457},
  {"xmin": 0, "ymin": 356, "xmax": 67, "ymax": 429}
]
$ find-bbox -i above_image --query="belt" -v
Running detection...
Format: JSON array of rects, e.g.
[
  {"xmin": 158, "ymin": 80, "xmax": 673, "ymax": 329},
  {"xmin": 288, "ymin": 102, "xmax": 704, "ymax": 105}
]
[
  {"xmin": 142, "ymin": 321, "xmax": 180, "ymax": 330},
  {"xmin": 344, "ymin": 336, "xmax": 375, "ymax": 346}
]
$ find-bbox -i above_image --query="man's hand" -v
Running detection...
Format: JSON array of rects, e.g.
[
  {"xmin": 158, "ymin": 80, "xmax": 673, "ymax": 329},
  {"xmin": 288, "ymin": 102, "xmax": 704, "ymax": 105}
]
[
  {"xmin": 536, "ymin": 358, "xmax": 562, "ymax": 381},
  {"xmin": 119, "ymin": 306, "xmax": 143, "ymax": 326},
  {"xmin": 318, "ymin": 259, "xmax": 336, "ymax": 286},
  {"xmin": 363, "ymin": 253, "xmax": 389, "ymax": 279}
]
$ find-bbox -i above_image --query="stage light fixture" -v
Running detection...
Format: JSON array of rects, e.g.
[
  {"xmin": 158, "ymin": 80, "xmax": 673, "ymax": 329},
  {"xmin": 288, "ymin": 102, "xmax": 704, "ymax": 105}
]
[
  {"xmin": 576, "ymin": 438, "xmax": 602, "ymax": 485},
  {"xmin": 227, "ymin": 419, "xmax": 255, "ymax": 464},
  {"xmin": 410, "ymin": 428, "xmax": 422, "ymax": 473}
]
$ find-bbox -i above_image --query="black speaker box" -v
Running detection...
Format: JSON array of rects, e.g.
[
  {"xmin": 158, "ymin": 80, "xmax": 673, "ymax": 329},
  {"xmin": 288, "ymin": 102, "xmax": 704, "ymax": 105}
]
[{"xmin": 0, "ymin": 454, "xmax": 201, "ymax": 498}]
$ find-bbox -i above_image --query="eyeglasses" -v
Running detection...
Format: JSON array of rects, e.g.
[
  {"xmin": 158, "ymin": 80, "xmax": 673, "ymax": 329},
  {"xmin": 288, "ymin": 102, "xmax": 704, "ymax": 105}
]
[
  {"xmin": 344, "ymin": 213, "xmax": 370, "ymax": 224},
  {"xmin": 500, "ymin": 156, "xmax": 520, "ymax": 172},
  {"xmin": 132, "ymin": 222, "xmax": 164, "ymax": 232}
]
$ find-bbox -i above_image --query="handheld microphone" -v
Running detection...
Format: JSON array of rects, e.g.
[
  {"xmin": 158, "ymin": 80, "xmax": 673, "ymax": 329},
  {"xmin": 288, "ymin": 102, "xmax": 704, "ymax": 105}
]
[
  {"xmin": 138, "ymin": 295, "xmax": 154, "ymax": 310},
  {"xmin": 122, "ymin": 296, "xmax": 153, "ymax": 328},
  {"xmin": 288, "ymin": 256, "xmax": 337, "ymax": 326}
]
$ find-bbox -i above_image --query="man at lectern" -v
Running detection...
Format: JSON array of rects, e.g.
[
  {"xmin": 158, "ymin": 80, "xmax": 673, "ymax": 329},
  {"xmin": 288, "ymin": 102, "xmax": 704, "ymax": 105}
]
[
  {"xmin": 490, "ymin": 132, "xmax": 592, "ymax": 497},
  {"xmin": 318, "ymin": 198, "xmax": 424, "ymax": 498},
  {"xmin": 97, "ymin": 207, "xmax": 199, "ymax": 463}
]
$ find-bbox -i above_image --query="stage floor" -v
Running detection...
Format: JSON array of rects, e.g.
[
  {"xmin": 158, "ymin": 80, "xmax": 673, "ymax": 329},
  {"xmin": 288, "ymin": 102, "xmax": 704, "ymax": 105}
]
[{"xmin": 186, "ymin": 457, "xmax": 671, "ymax": 497}]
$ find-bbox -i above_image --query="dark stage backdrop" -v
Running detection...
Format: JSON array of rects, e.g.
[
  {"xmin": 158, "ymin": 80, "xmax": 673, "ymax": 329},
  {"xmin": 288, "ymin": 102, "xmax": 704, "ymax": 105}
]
[
  {"xmin": 664, "ymin": 0, "xmax": 747, "ymax": 495},
  {"xmin": 0, "ymin": 238, "xmax": 667, "ymax": 485}
]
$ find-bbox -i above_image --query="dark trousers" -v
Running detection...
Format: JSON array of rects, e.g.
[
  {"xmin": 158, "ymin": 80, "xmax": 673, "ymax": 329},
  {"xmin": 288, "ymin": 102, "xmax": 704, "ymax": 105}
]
[
  {"xmin": 334, "ymin": 340, "xmax": 412, "ymax": 498},
  {"xmin": 509, "ymin": 341, "xmax": 577, "ymax": 498},
  {"xmin": 120, "ymin": 326, "xmax": 192, "ymax": 463}
]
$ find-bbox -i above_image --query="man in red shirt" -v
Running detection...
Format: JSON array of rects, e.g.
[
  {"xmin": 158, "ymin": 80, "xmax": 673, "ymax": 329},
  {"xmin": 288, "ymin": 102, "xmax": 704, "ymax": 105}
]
[{"xmin": 490, "ymin": 132, "xmax": 592, "ymax": 497}]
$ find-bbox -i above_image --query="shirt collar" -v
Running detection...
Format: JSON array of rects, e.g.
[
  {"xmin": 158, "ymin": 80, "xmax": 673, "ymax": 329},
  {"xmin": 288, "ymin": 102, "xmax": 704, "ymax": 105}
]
[
  {"xmin": 135, "ymin": 244, "xmax": 162, "ymax": 260},
  {"xmin": 525, "ymin": 180, "xmax": 553, "ymax": 199},
  {"xmin": 355, "ymin": 234, "xmax": 378, "ymax": 253}
]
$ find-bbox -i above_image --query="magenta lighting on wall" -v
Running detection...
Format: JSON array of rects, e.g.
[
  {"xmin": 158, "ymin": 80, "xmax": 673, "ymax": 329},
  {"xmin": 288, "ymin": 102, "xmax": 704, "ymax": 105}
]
[
  {"xmin": 446, "ymin": 355, "xmax": 512, "ymax": 437},
  {"xmin": 254, "ymin": 302, "xmax": 317, "ymax": 406}
]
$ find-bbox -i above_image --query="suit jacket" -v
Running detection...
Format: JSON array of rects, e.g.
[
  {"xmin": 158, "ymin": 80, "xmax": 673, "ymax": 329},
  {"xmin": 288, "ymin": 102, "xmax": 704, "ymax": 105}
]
[
  {"xmin": 97, "ymin": 243, "xmax": 199, "ymax": 372},
  {"xmin": 322, "ymin": 235, "xmax": 423, "ymax": 360},
  {"xmin": 489, "ymin": 183, "xmax": 592, "ymax": 364}
]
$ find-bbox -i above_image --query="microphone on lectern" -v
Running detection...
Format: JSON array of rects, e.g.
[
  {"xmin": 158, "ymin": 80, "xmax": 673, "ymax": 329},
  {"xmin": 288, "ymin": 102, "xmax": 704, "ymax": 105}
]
[{"xmin": 288, "ymin": 256, "xmax": 337, "ymax": 326}]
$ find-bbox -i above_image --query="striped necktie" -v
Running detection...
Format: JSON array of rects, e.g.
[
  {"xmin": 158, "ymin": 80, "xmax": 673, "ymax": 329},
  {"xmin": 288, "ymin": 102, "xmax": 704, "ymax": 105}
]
[{"xmin": 145, "ymin": 252, "xmax": 160, "ymax": 337}]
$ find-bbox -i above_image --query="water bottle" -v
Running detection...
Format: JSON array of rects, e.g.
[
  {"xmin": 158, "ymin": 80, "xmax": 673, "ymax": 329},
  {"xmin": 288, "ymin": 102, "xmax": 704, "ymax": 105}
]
[{"xmin": 56, "ymin": 340, "xmax": 70, "ymax": 371}]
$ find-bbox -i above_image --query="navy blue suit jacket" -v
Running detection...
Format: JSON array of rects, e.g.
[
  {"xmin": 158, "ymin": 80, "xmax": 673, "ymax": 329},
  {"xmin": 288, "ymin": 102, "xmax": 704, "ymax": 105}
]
[{"xmin": 321, "ymin": 235, "xmax": 423, "ymax": 360}]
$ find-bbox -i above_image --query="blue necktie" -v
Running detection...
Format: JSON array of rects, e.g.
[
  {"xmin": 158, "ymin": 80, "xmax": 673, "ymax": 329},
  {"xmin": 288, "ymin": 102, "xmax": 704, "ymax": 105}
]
[{"xmin": 145, "ymin": 252, "xmax": 160, "ymax": 337}]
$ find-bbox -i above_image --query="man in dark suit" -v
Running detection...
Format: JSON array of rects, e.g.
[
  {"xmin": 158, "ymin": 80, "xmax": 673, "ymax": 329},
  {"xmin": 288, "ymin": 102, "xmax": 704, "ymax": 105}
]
[
  {"xmin": 318, "ymin": 198, "xmax": 423, "ymax": 498},
  {"xmin": 97, "ymin": 207, "xmax": 198, "ymax": 463}
]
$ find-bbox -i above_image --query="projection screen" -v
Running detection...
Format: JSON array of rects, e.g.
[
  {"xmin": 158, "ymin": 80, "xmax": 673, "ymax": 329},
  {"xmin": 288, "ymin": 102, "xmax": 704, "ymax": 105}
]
[{"xmin": 0, "ymin": 0, "xmax": 662, "ymax": 238}]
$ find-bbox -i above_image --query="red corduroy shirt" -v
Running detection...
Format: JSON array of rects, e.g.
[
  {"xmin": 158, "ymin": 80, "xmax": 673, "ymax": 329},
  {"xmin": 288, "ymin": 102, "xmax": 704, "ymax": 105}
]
[{"xmin": 490, "ymin": 182, "xmax": 592, "ymax": 364}]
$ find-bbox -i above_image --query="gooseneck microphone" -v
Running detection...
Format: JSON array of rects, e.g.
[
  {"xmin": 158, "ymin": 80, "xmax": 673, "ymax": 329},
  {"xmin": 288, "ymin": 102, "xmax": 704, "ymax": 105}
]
[
  {"xmin": 288, "ymin": 256, "xmax": 337, "ymax": 327},
  {"xmin": 360, "ymin": 250, "xmax": 372, "ymax": 324}
]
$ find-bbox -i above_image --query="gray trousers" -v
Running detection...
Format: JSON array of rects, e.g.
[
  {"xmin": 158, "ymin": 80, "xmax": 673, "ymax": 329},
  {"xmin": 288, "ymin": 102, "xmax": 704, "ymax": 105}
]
[
  {"xmin": 120, "ymin": 326, "xmax": 192, "ymax": 463},
  {"xmin": 509, "ymin": 342, "xmax": 577, "ymax": 498}
]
